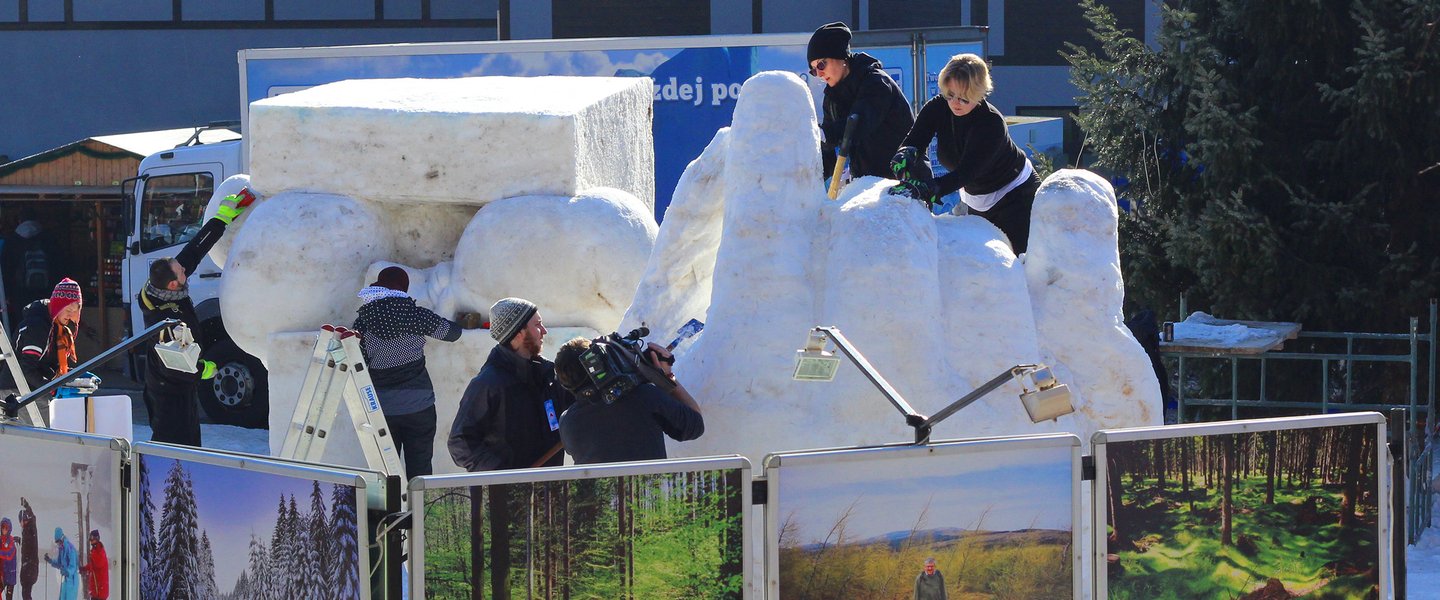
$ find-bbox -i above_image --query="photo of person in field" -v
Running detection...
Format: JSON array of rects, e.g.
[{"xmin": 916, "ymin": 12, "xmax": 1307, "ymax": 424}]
[
  {"xmin": 1104, "ymin": 424, "xmax": 1381, "ymax": 599},
  {"xmin": 775, "ymin": 444, "xmax": 1075, "ymax": 600}
]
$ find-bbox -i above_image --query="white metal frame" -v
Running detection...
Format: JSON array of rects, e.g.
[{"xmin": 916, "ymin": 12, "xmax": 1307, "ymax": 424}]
[
  {"xmin": 408, "ymin": 454, "xmax": 753, "ymax": 599},
  {"xmin": 128, "ymin": 442, "xmax": 378, "ymax": 600},
  {"xmin": 762, "ymin": 433, "xmax": 1085, "ymax": 600},
  {"xmin": 1090, "ymin": 412, "xmax": 1391, "ymax": 600}
]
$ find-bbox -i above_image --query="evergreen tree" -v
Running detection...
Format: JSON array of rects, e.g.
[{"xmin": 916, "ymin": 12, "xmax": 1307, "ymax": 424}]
[
  {"xmin": 201, "ymin": 531, "xmax": 219, "ymax": 600},
  {"xmin": 286, "ymin": 495, "xmax": 303, "ymax": 597},
  {"xmin": 246, "ymin": 534, "xmax": 270, "ymax": 600},
  {"xmin": 156, "ymin": 461, "xmax": 204, "ymax": 600},
  {"xmin": 1064, "ymin": 0, "xmax": 1440, "ymax": 330},
  {"xmin": 138, "ymin": 457, "xmax": 161, "ymax": 600},
  {"xmin": 268, "ymin": 496, "xmax": 289, "ymax": 599},
  {"xmin": 298, "ymin": 483, "xmax": 326, "ymax": 599},
  {"xmin": 328, "ymin": 484, "xmax": 362, "ymax": 599}
]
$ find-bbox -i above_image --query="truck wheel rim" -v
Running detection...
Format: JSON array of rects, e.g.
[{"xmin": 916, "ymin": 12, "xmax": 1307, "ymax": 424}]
[{"xmin": 213, "ymin": 362, "xmax": 254, "ymax": 408}]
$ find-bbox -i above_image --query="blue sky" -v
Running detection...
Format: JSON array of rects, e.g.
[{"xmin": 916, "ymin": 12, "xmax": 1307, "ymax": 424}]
[{"xmin": 779, "ymin": 444, "xmax": 1074, "ymax": 544}]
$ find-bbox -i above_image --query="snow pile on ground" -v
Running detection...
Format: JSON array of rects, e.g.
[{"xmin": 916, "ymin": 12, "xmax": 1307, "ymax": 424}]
[
  {"xmin": 248, "ymin": 76, "xmax": 654, "ymax": 209},
  {"xmin": 133, "ymin": 422, "xmax": 270, "ymax": 456},
  {"xmin": 217, "ymin": 76, "xmax": 658, "ymax": 364},
  {"xmin": 623, "ymin": 71, "xmax": 1160, "ymax": 464},
  {"xmin": 1173, "ymin": 311, "xmax": 1274, "ymax": 344}
]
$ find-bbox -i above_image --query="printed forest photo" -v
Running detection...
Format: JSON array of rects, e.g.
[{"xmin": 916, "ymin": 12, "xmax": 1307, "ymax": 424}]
[
  {"xmin": 422, "ymin": 469, "xmax": 746, "ymax": 599},
  {"xmin": 776, "ymin": 444, "xmax": 1076, "ymax": 600},
  {"xmin": 137, "ymin": 454, "xmax": 364, "ymax": 600},
  {"xmin": 1104, "ymin": 424, "xmax": 1381, "ymax": 599}
]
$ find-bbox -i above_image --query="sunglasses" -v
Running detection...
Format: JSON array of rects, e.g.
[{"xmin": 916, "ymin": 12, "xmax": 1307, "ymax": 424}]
[
  {"xmin": 942, "ymin": 91, "xmax": 977, "ymax": 106},
  {"xmin": 808, "ymin": 59, "xmax": 831, "ymax": 77}
]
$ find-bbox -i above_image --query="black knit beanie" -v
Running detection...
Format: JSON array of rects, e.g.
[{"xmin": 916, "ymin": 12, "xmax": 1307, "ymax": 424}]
[{"xmin": 807, "ymin": 22, "xmax": 852, "ymax": 63}]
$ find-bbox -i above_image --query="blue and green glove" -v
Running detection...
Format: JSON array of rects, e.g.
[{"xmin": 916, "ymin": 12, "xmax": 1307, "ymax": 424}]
[{"xmin": 889, "ymin": 147, "xmax": 940, "ymax": 208}]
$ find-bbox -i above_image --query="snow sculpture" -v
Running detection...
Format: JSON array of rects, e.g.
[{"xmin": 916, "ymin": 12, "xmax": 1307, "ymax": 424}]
[
  {"xmin": 1026, "ymin": 169, "xmax": 1161, "ymax": 439},
  {"xmin": 206, "ymin": 76, "xmax": 656, "ymax": 472},
  {"xmin": 622, "ymin": 71, "xmax": 1159, "ymax": 465}
]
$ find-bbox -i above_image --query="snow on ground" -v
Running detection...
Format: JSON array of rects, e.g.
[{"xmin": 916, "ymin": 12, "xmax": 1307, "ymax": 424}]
[
  {"xmin": 1173, "ymin": 311, "xmax": 1275, "ymax": 344},
  {"xmin": 1408, "ymin": 459, "xmax": 1440, "ymax": 599},
  {"xmin": 131, "ymin": 422, "xmax": 270, "ymax": 456}
]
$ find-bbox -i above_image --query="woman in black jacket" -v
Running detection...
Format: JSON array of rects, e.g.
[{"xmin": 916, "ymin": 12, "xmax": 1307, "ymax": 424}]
[
  {"xmin": 808, "ymin": 22, "xmax": 914, "ymax": 182},
  {"xmin": 894, "ymin": 53, "xmax": 1039, "ymax": 254}
]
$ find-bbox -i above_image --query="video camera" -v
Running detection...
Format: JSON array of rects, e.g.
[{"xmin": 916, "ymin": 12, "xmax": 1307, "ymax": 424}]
[{"xmin": 570, "ymin": 327, "xmax": 674, "ymax": 405}]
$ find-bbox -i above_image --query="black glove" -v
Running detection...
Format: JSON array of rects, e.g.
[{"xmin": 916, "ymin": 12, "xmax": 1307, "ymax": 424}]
[
  {"xmin": 891, "ymin": 179, "xmax": 940, "ymax": 208},
  {"xmin": 891, "ymin": 146, "xmax": 924, "ymax": 181}
]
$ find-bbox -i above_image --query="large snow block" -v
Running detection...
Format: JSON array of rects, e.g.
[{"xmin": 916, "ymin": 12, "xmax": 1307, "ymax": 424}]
[{"xmin": 249, "ymin": 76, "xmax": 655, "ymax": 210}]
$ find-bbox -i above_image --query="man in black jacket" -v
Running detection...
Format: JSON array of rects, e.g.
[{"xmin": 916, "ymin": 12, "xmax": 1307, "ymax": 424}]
[
  {"xmin": 138, "ymin": 190, "xmax": 253, "ymax": 446},
  {"xmin": 553, "ymin": 337, "xmax": 703, "ymax": 465},
  {"xmin": 353, "ymin": 266, "xmax": 461, "ymax": 477},
  {"xmin": 448, "ymin": 297, "xmax": 572, "ymax": 472},
  {"xmin": 809, "ymin": 21, "xmax": 914, "ymax": 182}
]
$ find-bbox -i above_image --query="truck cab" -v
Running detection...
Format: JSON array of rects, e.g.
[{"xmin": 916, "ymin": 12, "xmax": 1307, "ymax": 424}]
[{"xmin": 121, "ymin": 124, "xmax": 268, "ymax": 427}]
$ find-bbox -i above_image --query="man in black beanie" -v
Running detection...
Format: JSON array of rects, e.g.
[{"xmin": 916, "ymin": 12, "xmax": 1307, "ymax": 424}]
[
  {"xmin": 447, "ymin": 297, "xmax": 573, "ymax": 471},
  {"xmin": 807, "ymin": 21, "xmax": 914, "ymax": 184}
]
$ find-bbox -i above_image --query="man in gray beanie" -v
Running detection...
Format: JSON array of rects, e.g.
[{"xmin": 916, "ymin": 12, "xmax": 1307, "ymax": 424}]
[{"xmin": 447, "ymin": 297, "xmax": 573, "ymax": 471}]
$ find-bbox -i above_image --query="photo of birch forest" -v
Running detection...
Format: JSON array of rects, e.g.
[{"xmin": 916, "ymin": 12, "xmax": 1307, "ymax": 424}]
[
  {"xmin": 1104, "ymin": 424, "xmax": 1380, "ymax": 599},
  {"xmin": 423, "ymin": 468, "xmax": 745, "ymax": 599}
]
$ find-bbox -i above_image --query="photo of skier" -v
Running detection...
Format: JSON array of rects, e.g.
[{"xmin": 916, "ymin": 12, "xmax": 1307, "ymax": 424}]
[
  {"xmin": 0, "ymin": 429, "xmax": 121, "ymax": 600},
  {"xmin": 81, "ymin": 532, "xmax": 105, "ymax": 600},
  {"xmin": 42, "ymin": 528, "xmax": 78, "ymax": 600},
  {"xmin": 0, "ymin": 517, "xmax": 15, "ymax": 600}
]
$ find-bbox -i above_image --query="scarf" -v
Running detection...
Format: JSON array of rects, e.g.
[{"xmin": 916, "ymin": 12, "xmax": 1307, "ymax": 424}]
[
  {"xmin": 145, "ymin": 281, "xmax": 189, "ymax": 303},
  {"xmin": 54, "ymin": 322, "xmax": 76, "ymax": 377}
]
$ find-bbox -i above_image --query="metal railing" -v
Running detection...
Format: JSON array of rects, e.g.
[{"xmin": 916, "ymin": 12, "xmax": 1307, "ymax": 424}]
[{"xmin": 1162, "ymin": 298, "xmax": 1438, "ymax": 547}]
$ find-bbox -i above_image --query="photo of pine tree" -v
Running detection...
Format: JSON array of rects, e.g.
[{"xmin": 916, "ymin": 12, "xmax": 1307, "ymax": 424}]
[
  {"xmin": 1103, "ymin": 424, "xmax": 1381, "ymax": 599},
  {"xmin": 774, "ymin": 443, "xmax": 1076, "ymax": 600},
  {"xmin": 421, "ymin": 469, "xmax": 746, "ymax": 599},
  {"xmin": 136, "ymin": 454, "xmax": 364, "ymax": 600}
]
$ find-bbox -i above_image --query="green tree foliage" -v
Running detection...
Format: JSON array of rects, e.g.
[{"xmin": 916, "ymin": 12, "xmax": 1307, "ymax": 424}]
[{"xmin": 1065, "ymin": 0, "xmax": 1440, "ymax": 329}]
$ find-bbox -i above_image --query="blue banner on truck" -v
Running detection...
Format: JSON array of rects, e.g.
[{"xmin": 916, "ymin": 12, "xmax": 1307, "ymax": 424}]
[{"xmin": 241, "ymin": 35, "xmax": 981, "ymax": 221}]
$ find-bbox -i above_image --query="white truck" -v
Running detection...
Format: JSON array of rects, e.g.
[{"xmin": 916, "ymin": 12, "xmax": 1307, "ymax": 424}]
[{"xmin": 118, "ymin": 28, "xmax": 993, "ymax": 426}]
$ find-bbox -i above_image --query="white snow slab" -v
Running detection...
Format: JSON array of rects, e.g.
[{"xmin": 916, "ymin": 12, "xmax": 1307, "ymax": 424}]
[
  {"xmin": 248, "ymin": 76, "xmax": 655, "ymax": 210},
  {"xmin": 265, "ymin": 327, "xmax": 597, "ymax": 475}
]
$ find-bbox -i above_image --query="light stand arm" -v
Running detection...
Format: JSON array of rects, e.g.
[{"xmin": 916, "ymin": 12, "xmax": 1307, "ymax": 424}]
[
  {"xmin": 813, "ymin": 327, "xmax": 927, "ymax": 431},
  {"xmin": 916, "ymin": 365, "xmax": 1040, "ymax": 444},
  {"xmin": 3, "ymin": 318, "xmax": 181, "ymax": 422}
]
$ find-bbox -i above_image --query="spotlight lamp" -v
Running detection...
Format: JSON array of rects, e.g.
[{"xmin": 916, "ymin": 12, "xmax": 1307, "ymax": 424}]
[{"xmin": 793, "ymin": 326, "xmax": 1075, "ymax": 444}]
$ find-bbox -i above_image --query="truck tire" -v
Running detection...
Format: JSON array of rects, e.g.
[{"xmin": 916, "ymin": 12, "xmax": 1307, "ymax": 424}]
[{"xmin": 197, "ymin": 339, "xmax": 269, "ymax": 428}]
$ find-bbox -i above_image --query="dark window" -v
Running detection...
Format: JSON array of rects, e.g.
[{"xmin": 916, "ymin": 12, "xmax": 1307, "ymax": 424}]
[
  {"xmin": 183, "ymin": 0, "xmax": 266, "ymax": 21},
  {"xmin": 869, "ymin": 0, "xmax": 964, "ymax": 29},
  {"xmin": 999, "ymin": 0, "xmax": 1144, "ymax": 66},
  {"xmin": 139, "ymin": 173, "xmax": 214, "ymax": 253},
  {"xmin": 552, "ymin": 0, "xmax": 708, "ymax": 38}
]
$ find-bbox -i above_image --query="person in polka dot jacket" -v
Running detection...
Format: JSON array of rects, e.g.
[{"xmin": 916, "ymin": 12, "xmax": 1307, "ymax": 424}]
[{"xmin": 353, "ymin": 266, "xmax": 462, "ymax": 477}]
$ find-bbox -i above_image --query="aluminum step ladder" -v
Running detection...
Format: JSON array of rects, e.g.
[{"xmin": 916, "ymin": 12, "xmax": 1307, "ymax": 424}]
[
  {"xmin": 279, "ymin": 325, "xmax": 405, "ymax": 479},
  {"xmin": 0, "ymin": 320, "xmax": 48, "ymax": 426}
]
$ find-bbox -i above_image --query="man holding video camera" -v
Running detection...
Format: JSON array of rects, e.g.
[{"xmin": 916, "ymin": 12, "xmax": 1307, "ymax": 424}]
[{"xmin": 553, "ymin": 333, "xmax": 704, "ymax": 465}]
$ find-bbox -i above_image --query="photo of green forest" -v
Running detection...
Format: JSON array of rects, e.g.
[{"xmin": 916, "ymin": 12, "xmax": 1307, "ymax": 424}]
[
  {"xmin": 776, "ymin": 444, "xmax": 1075, "ymax": 599},
  {"xmin": 422, "ymin": 468, "xmax": 745, "ymax": 599},
  {"xmin": 1105, "ymin": 424, "xmax": 1380, "ymax": 599}
]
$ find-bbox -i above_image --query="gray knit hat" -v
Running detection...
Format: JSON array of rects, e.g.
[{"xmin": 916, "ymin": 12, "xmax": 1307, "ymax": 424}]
[{"xmin": 489, "ymin": 297, "xmax": 538, "ymax": 345}]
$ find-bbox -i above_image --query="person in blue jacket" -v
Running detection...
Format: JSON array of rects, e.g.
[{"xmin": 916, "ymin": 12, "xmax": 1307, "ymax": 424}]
[{"xmin": 42, "ymin": 528, "xmax": 77, "ymax": 600}]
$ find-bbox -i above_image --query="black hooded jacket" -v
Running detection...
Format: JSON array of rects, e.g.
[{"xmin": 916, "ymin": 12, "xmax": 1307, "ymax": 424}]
[
  {"xmin": 821, "ymin": 52, "xmax": 915, "ymax": 180},
  {"xmin": 447, "ymin": 344, "xmax": 574, "ymax": 471}
]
